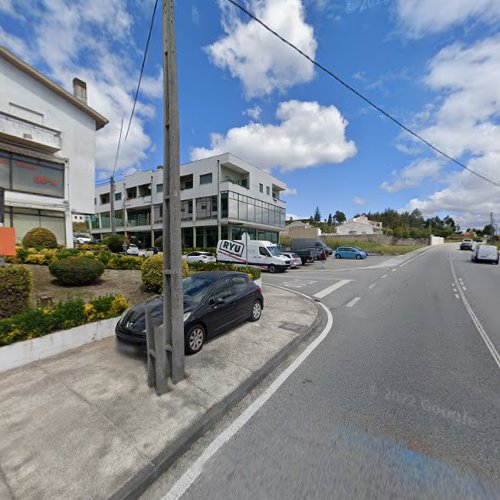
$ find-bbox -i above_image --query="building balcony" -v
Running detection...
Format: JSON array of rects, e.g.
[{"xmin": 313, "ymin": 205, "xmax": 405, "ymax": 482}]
[{"xmin": 0, "ymin": 111, "xmax": 62, "ymax": 152}]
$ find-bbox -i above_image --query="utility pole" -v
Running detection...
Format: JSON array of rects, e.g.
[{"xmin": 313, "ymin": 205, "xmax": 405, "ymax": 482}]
[
  {"xmin": 110, "ymin": 177, "xmax": 116, "ymax": 234},
  {"xmin": 162, "ymin": 0, "xmax": 184, "ymax": 387},
  {"xmin": 0, "ymin": 187, "xmax": 5, "ymax": 266},
  {"xmin": 490, "ymin": 212, "xmax": 495, "ymax": 242}
]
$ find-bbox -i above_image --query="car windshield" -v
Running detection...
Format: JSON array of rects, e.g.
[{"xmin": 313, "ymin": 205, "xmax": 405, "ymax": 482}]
[
  {"xmin": 267, "ymin": 246, "xmax": 282, "ymax": 257},
  {"xmin": 182, "ymin": 276, "xmax": 214, "ymax": 306}
]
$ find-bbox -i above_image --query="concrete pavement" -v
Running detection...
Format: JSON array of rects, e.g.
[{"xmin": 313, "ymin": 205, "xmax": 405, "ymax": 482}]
[
  {"xmin": 0, "ymin": 285, "xmax": 323, "ymax": 500},
  {"xmin": 144, "ymin": 244, "xmax": 500, "ymax": 499}
]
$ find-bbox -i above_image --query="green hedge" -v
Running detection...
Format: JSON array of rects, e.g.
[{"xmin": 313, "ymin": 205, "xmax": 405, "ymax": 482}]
[
  {"xmin": 49, "ymin": 257, "xmax": 105, "ymax": 286},
  {"xmin": 141, "ymin": 255, "xmax": 190, "ymax": 293},
  {"xmin": 0, "ymin": 294, "xmax": 129, "ymax": 347},
  {"xmin": 0, "ymin": 266, "xmax": 33, "ymax": 319},
  {"xmin": 187, "ymin": 261, "xmax": 261, "ymax": 280},
  {"xmin": 104, "ymin": 234, "xmax": 127, "ymax": 253},
  {"xmin": 22, "ymin": 227, "xmax": 58, "ymax": 249}
]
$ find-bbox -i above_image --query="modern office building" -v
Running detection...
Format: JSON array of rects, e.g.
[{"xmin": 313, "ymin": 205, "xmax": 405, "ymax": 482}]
[
  {"xmin": 0, "ymin": 47, "xmax": 108, "ymax": 246},
  {"xmin": 90, "ymin": 153, "xmax": 287, "ymax": 247}
]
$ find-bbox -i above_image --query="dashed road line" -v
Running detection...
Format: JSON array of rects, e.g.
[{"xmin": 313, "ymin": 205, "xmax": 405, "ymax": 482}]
[
  {"xmin": 345, "ymin": 297, "xmax": 361, "ymax": 308},
  {"xmin": 368, "ymin": 283, "xmax": 377, "ymax": 290},
  {"xmin": 313, "ymin": 279, "xmax": 352, "ymax": 299},
  {"xmin": 381, "ymin": 274, "xmax": 388, "ymax": 279}
]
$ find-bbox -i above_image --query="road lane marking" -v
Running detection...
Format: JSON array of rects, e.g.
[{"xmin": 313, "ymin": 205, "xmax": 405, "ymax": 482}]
[
  {"xmin": 346, "ymin": 297, "xmax": 361, "ymax": 308},
  {"xmin": 450, "ymin": 258, "xmax": 500, "ymax": 370},
  {"xmin": 381, "ymin": 274, "xmax": 388, "ymax": 279},
  {"xmin": 455, "ymin": 294, "xmax": 459, "ymax": 299},
  {"xmin": 368, "ymin": 283, "xmax": 377, "ymax": 290},
  {"xmin": 162, "ymin": 299, "xmax": 334, "ymax": 500},
  {"xmin": 392, "ymin": 268, "xmax": 397, "ymax": 272},
  {"xmin": 313, "ymin": 279, "xmax": 351, "ymax": 299},
  {"xmin": 398, "ymin": 247, "xmax": 434, "ymax": 268}
]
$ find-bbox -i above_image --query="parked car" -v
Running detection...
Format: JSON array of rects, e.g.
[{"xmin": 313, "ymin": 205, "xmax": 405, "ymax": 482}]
[
  {"xmin": 281, "ymin": 252, "xmax": 302, "ymax": 268},
  {"xmin": 74, "ymin": 234, "xmax": 92, "ymax": 245},
  {"xmin": 115, "ymin": 271, "xmax": 264, "ymax": 354},
  {"xmin": 186, "ymin": 251, "xmax": 216, "ymax": 264},
  {"xmin": 335, "ymin": 246, "xmax": 368, "ymax": 260},
  {"xmin": 138, "ymin": 247, "xmax": 158, "ymax": 257},
  {"xmin": 460, "ymin": 240, "xmax": 474, "ymax": 251},
  {"xmin": 126, "ymin": 244, "xmax": 140, "ymax": 256},
  {"xmin": 471, "ymin": 244, "xmax": 499, "ymax": 264}
]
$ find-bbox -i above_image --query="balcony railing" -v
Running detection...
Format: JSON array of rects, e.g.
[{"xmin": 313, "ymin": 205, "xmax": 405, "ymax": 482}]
[{"xmin": 0, "ymin": 111, "xmax": 62, "ymax": 152}]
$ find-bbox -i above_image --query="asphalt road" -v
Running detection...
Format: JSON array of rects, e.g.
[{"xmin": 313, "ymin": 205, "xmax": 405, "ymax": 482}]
[{"xmin": 144, "ymin": 244, "xmax": 500, "ymax": 499}]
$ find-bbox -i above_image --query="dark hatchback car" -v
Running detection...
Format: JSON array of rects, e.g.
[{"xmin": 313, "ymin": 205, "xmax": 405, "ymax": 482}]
[{"xmin": 116, "ymin": 271, "xmax": 264, "ymax": 355}]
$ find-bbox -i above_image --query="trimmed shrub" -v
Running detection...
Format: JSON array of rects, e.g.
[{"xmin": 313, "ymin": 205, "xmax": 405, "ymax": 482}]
[
  {"xmin": 107, "ymin": 255, "xmax": 143, "ymax": 270},
  {"xmin": 0, "ymin": 266, "xmax": 33, "ymax": 319},
  {"xmin": 187, "ymin": 261, "xmax": 261, "ymax": 280},
  {"xmin": 104, "ymin": 234, "xmax": 127, "ymax": 253},
  {"xmin": 141, "ymin": 255, "xmax": 190, "ymax": 292},
  {"xmin": 22, "ymin": 227, "xmax": 58, "ymax": 249},
  {"xmin": 0, "ymin": 294, "xmax": 129, "ymax": 346},
  {"xmin": 49, "ymin": 257, "xmax": 105, "ymax": 286}
]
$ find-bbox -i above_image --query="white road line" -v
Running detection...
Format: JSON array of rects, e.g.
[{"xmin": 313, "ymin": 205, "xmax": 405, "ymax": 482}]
[
  {"xmin": 313, "ymin": 279, "xmax": 351, "ymax": 299},
  {"xmin": 450, "ymin": 258, "xmax": 500, "ymax": 370},
  {"xmin": 346, "ymin": 297, "xmax": 361, "ymax": 308},
  {"xmin": 398, "ymin": 247, "xmax": 434, "ymax": 268},
  {"xmin": 381, "ymin": 274, "xmax": 388, "ymax": 279},
  {"xmin": 455, "ymin": 294, "xmax": 460, "ymax": 299},
  {"xmin": 368, "ymin": 283, "xmax": 377, "ymax": 290},
  {"xmin": 392, "ymin": 269, "xmax": 398, "ymax": 272},
  {"xmin": 162, "ymin": 303, "xmax": 334, "ymax": 500},
  {"xmin": 462, "ymin": 287, "xmax": 467, "ymax": 291}
]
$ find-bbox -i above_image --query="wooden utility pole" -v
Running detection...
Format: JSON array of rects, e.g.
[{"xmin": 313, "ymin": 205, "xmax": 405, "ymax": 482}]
[
  {"xmin": 0, "ymin": 187, "xmax": 5, "ymax": 266},
  {"xmin": 161, "ymin": 0, "xmax": 184, "ymax": 389}
]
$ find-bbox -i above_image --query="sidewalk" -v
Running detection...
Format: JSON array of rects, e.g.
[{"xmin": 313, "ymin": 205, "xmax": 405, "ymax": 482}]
[{"xmin": 0, "ymin": 285, "xmax": 322, "ymax": 500}]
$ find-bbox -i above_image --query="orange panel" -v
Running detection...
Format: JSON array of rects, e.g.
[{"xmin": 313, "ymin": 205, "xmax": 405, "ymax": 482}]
[{"xmin": 0, "ymin": 227, "xmax": 16, "ymax": 256}]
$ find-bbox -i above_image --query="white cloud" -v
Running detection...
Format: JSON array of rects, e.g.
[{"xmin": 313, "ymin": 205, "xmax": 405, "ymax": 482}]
[
  {"xmin": 243, "ymin": 105, "xmax": 262, "ymax": 121},
  {"xmin": 191, "ymin": 6, "xmax": 200, "ymax": 24},
  {"xmin": 283, "ymin": 187, "xmax": 298, "ymax": 196},
  {"xmin": 381, "ymin": 158, "xmax": 443, "ymax": 193},
  {"xmin": 0, "ymin": 0, "xmax": 161, "ymax": 175},
  {"xmin": 353, "ymin": 196, "xmax": 366, "ymax": 206},
  {"xmin": 0, "ymin": 26, "xmax": 31, "ymax": 61},
  {"xmin": 389, "ymin": 35, "xmax": 500, "ymax": 226},
  {"xmin": 191, "ymin": 100, "xmax": 357, "ymax": 172},
  {"xmin": 396, "ymin": 0, "xmax": 500, "ymax": 37},
  {"xmin": 207, "ymin": 0, "xmax": 317, "ymax": 97}
]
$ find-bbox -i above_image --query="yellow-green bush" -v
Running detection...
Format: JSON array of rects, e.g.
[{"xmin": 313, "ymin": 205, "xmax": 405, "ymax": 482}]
[
  {"xmin": 22, "ymin": 227, "xmax": 58, "ymax": 249},
  {"xmin": 141, "ymin": 255, "xmax": 190, "ymax": 292},
  {"xmin": 0, "ymin": 266, "xmax": 33, "ymax": 319},
  {"xmin": 49, "ymin": 257, "xmax": 105, "ymax": 286}
]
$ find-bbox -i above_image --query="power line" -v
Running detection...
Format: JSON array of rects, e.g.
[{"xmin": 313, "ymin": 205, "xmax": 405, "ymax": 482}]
[
  {"xmin": 124, "ymin": 0, "xmax": 159, "ymax": 141},
  {"xmin": 223, "ymin": 0, "xmax": 500, "ymax": 189}
]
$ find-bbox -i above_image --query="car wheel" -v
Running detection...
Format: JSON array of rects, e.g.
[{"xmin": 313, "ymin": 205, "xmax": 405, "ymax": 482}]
[
  {"xmin": 335, "ymin": 254, "xmax": 341, "ymax": 259},
  {"xmin": 185, "ymin": 324, "xmax": 205, "ymax": 355},
  {"xmin": 355, "ymin": 255, "xmax": 361, "ymax": 260},
  {"xmin": 249, "ymin": 300, "xmax": 262, "ymax": 322},
  {"xmin": 269, "ymin": 264, "xmax": 276, "ymax": 273}
]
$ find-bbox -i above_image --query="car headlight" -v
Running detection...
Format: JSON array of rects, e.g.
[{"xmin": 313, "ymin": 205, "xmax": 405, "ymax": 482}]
[
  {"xmin": 183, "ymin": 312, "xmax": 191, "ymax": 322},
  {"xmin": 120, "ymin": 307, "xmax": 131, "ymax": 321}
]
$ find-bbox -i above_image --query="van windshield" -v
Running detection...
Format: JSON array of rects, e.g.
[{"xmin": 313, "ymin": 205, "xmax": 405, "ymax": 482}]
[{"xmin": 267, "ymin": 246, "xmax": 282, "ymax": 257}]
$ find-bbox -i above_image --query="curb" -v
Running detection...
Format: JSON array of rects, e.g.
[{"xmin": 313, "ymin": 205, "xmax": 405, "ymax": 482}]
[{"xmin": 110, "ymin": 287, "xmax": 326, "ymax": 500}]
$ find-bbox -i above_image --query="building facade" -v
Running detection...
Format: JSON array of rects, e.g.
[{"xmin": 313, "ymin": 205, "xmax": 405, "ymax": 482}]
[
  {"xmin": 0, "ymin": 47, "xmax": 107, "ymax": 246},
  {"xmin": 336, "ymin": 215, "xmax": 383, "ymax": 235},
  {"xmin": 90, "ymin": 153, "xmax": 287, "ymax": 247}
]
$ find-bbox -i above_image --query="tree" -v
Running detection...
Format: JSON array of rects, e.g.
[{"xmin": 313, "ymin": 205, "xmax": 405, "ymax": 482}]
[
  {"xmin": 313, "ymin": 207, "xmax": 321, "ymax": 223},
  {"xmin": 309, "ymin": 216, "xmax": 314, "ymax": 225},
  {"xmin": 334, "ymin": 211, "xmax": 346, "ymax": 224},
  {"xmin": 483, "ymin": 224, "xmax": 495, "ymax": 238},
  {"xmin": 327, "ymin": 213, "xmax": 333, "ymax": 226}
]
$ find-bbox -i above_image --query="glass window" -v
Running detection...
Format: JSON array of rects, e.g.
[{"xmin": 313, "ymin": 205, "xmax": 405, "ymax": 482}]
[
  {"xmin": 259, "ymin": 246, "xmax": 270, "ymax": 257},
  {"xmin": 183, "ymin": 276, "xmax": 214, "ymax": 306},
  {"xmin": 210, "ymin": 279, "xmax": 234, "ymax": 302},
  {"xmin": 157, "ymin": 184, "xmax": 163, "ymax": 193},
  {"xmin": 200, "ymin": 173, "xmax": 213, "ymax": 185},
  {"xmin": 232, "ymin": 276, "xmax": 250, "ymax": 294},
  {"xmin": 259, "ymin": 183, "xmax": 263, "ymax": 193},
  {"xmin": 115, "ymin": 192, "xmax": 122, "ymax": 201},
  {"xmin": 12, "ymin": 156, "xmax": 64, "ymax": 197},
  {"xmin": 12, "ymin": 208, "xmax": 65, "ymax": 244},
  {"xmin": 0, "ymin": 155, "xmax": 9, "ymax": 188},
  {"xmin": 266, "ymin": 186, "xmax": 270, "ymax": 195},
  {"xmin": 238, "ymin": 200, "xmax": 247, "ymax": 220},
  {"xmin": 221, "ymin": 192, "xmax": 228, "ymax": 218},
  {"xmin": 248, "ymin": 203, "xmax": 255, "ymax": 222}
]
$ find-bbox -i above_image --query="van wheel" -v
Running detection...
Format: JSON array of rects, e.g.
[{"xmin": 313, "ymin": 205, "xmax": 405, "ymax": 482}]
[{"xmin": 269, "ymin": 264, "xmax": 276, "ymax": 273}]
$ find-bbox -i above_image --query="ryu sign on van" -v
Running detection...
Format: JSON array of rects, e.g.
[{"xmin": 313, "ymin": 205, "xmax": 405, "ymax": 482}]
[{"xmin": 220, "ymin": 240, "xmax": 244, "ymax": 257}]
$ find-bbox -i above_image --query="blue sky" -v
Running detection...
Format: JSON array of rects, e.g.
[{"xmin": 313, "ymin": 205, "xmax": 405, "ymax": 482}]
[{"xmin": 1, "ymin": 0, "xmax": 500, "ymax": 227}]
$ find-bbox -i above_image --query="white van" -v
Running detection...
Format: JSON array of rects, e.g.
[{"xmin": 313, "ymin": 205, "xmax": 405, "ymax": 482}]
[
  {"xmin": 217, "ymin": 240, "xmax": 291, "ymax": 273},
  {"xmin": 472, "ymin": 244, "xmax": 499, "ymax": 264}
]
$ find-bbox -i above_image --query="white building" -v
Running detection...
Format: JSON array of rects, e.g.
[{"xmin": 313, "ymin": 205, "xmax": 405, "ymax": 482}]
[
  {"xmin": 336, "ymin": 215, "xmax": 383, "ymax": 235},
  {"xmin": 0, "ymin": 47, "xmax": 107, "ymax": 246},
  {"xmin": 90, "ymin": 153, "xmax": 287, "ymax": 247}
]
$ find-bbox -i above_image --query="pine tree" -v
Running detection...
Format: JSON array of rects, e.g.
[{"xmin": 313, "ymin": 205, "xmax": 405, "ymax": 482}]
[{"xmin": 314, "ymin": 207, "xmax": 321, "ymax": 222}]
